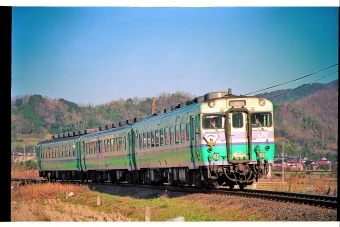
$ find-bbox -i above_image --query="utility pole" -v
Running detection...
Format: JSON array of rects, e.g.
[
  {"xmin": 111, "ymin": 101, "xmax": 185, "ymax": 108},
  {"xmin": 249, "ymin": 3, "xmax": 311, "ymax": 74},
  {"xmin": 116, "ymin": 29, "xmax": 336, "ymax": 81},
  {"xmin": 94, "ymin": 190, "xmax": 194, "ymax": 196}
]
[{"xmin": 282, "ymin": 143, "xmax": 284, "ymax": 183}]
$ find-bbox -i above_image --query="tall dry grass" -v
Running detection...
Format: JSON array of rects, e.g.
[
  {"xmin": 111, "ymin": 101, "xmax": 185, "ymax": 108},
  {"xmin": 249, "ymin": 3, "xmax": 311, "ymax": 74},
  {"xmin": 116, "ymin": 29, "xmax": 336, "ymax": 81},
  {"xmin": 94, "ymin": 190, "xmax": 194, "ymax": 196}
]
[{"xmin": 11, "ymin": 182, "xmax": 90, "ymax": 201}]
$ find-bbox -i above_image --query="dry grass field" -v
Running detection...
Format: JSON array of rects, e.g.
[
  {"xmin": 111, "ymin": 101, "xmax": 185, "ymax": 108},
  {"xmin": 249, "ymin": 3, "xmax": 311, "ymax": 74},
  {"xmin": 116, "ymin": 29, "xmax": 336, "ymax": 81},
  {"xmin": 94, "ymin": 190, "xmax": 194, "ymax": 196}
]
[{"xmin": 10, "ymin": 170, "xmax": 338, "ymax": 221}]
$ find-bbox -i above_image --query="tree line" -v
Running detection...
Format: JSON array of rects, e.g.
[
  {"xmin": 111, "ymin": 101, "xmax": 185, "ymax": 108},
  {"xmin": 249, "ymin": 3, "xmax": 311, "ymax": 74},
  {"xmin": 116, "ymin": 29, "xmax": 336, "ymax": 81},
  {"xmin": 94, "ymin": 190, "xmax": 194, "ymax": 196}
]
[{"xmin": 11, "ymin": 80, "xmax": 338, "ymax": 161}]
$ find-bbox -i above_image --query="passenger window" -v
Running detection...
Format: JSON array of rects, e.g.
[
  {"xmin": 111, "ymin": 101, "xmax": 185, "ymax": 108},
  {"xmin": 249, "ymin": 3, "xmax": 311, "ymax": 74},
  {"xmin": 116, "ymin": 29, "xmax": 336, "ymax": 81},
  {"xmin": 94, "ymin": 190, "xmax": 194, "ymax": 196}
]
[
  {"xmin": 181, "ymin": 123, "xmax": 185, "ymax": 142},
  {"xmin": 118, "ymin": 137, "xmax": 122, "ymax": 151},
  {"xmin": 165, "ymin": 128, "xmax": 169, "ymax": 145},
  {"xmin": 147, "ymin": 132, "xmax": 151, "ymax": 148},
  {"xmin": 151, "ymin": 131, "xmax": 155, "ymax": 147},
  {"xmin": 186, "ymin": 123, "xmax": 190, "ymax": 141},
  {"xmin": 160, "ymin": 128, "xmax": 164, "ymax": 146},
  {"xmin": 139, "ymin": 133, "xmax": 143, "ymax": 149},
  {"xmin": 175, "ymin": 125, "xmax": 180, "ymax": 143},
  {"xmin": 155, "ymin": 130, "xmax": 159, "ymax": 147},
  {"xmin": 170, "ymin": 126, "xmax": 174, "ymax": 144},
  {"xmin": 143, "ymin": 132, "xmax": 147, "ymax": 148}
]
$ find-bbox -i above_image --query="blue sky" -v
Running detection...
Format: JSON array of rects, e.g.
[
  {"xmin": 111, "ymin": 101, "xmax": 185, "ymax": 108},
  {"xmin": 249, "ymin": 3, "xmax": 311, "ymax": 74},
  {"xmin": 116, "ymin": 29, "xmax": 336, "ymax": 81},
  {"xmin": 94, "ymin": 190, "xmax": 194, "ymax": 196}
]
[{"xmin": 11, "ymin": 6, "xmax": 338, "ymax": 105}]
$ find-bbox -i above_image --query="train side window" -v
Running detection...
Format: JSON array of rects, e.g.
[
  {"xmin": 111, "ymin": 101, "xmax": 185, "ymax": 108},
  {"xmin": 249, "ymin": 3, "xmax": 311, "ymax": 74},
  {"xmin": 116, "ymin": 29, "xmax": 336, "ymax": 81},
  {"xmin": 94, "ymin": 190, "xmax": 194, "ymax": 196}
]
[
  {"xmin": 143, "ymin": 132, "xmax": 147, "ymax": 148},
  {"xmin": 118, "ymin": 137, "xmax": 122, "ymax": 151},
  {"xmin": 106, "ymin": 140, "xmax": 110, "ymax": 152},
  {"xmin": 170, "ymin": 126, "xmax": 174, "ymax": 144},
  {"xmin": 147, "ymin": 132, "xmax": 151, "ymax": 148},
  {"xmin": 180, "ymin": 123, "xmax": 185, "ymax": 142},
  {"xmin": 72, "ymin": 145, "xmax": 75, "ymax": 157},
  {"xmin": 160, "ymin": 128, "xmax": 164, "ymax": 146},
  {"xmin": 112, "ymin": 138, "xmax": 116, "ymax": 151},
  {"xmin": 186, "ymin": 123, "xmax": 190, "ymax": 141},
  {"xmin": 155, "ymin": 129, "xmax": 159, "ymax": 147},
  {"xmin": 151, "ymin": 131, "xmax": 155, "ymax": 147},
  {"xmin": 164, "ymin": 128, "xmax": 169, "ymax": 145},
  {"xmin": 124, "ymin": 135, "xmax": 126, "ymax": 150},
  {"xmin": 139, "ymin": 133, "xmax": 143, "ymax": 149},
  {"xmin": 175, "ymin": 125, "xmax": 180, "ymax": 143}
]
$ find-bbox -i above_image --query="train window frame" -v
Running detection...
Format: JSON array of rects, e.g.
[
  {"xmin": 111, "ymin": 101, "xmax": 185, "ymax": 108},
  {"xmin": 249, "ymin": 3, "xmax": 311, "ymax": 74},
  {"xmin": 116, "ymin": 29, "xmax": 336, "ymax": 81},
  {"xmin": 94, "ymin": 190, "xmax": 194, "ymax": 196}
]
[
  {"xmin": 143, "ymin": 132, "xmax": 147, "ymax": 149},
  {"xmin": 118, "ymin": 137, "xmax": 122, "ymax": 151},
  {"xmin": 164, "ymin": 128, "xmax": 169, "ymax": 145},
  {"xmin": 186, "ymin": 123, "xmax": 190, "ymax": 141},
  {"xmin": 147, "ymin": 132, "xmax": 151, "ymax": 148},
  {"xmin": 170, "ymin": 126, "xmax": 174, "ymax": 144},
  {"xmin": 251, "ymin": 112, "xmax": 272, "ymax": 128},
  {"xmin": 139, "ymin": 133, "xmax": 143, "ymax": 149},
  {"xmin": 155, "ymin": 129, "xmax": 159, "ymax": 147},
  {"xmin": 160, "ymin": 128, "xmax": 164, "ymax": 146},
  {"xmin": 180, "ymin": 123, "xmax": 185, "ymax": 143},
  {"xmin": 202, "ymin": 114, "xmax": 225, "ymax": 129},
  {"xmin": 175, "ymin": 125, "xmax": 180, "ymax": 143},
  {"xmin": 124, "ymin": 135, "xmax": 126, "ymax": 150},
  {"xmin": 232, "ymin": 112, "xmax": 244, "ymax": 128},
  {"xmin": 151, "ymin": 130, "xmax": 155, "ymax": 147}
]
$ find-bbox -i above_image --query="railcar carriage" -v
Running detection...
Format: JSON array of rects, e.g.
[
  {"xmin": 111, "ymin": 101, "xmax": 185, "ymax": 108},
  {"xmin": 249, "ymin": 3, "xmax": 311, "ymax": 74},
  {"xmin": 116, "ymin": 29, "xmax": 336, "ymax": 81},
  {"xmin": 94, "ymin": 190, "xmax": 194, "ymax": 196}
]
[
  {"xmin": 199, "ymin": 90, "xmax": 275, "ymax": 189},
  {"xmin": 132, "ymin": 102, "xmax": 202, "ymax": 186},
  {"xmin": 131, "ymin": 89, "xmax": 275, "ymax": 189},
  {"xmin": 36, "ymin": 133, "xmax": 82, "ymax": 182},
  {"xmin": 80, "ymin": 124, "xmax": 134, "ymax": 184}
]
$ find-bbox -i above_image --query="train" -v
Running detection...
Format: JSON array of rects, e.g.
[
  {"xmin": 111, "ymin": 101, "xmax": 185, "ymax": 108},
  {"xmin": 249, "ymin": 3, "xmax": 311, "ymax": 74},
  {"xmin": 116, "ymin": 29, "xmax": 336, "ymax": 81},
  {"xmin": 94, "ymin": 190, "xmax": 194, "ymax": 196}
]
[{"xmin": 36, "ymin": 89, "xmax": 275, "ymax": 189}]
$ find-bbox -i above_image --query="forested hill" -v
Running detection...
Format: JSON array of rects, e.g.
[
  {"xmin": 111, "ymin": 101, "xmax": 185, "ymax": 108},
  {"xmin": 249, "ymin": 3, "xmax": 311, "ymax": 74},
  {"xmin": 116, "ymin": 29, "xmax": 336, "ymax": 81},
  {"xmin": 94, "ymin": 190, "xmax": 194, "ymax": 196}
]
[
  {"xmin": 11, "ymin": 80, "xmax": 338, "ymax": 160},
  {"xmin": 255, "ymin": 79, "xmax": 338, "ymax": 104}
]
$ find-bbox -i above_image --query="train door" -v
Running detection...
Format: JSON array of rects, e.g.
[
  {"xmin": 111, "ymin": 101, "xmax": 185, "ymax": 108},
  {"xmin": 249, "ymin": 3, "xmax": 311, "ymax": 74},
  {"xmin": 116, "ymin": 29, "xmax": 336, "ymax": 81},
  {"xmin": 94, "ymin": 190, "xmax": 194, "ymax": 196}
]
[
  {"xmin": 128, "ymin": 131, "xmax": 137, "ymax": 171},
  {"xmin": 190, "ymin": 115, "xmax": 200, "ymax": 167},
  {"xmin": 76, "ymin": 139, "xmax": 83, "ymax": 171},
  {"xmin": 225, "ymin": 108, "xmax": 252, "ymax": 164}
]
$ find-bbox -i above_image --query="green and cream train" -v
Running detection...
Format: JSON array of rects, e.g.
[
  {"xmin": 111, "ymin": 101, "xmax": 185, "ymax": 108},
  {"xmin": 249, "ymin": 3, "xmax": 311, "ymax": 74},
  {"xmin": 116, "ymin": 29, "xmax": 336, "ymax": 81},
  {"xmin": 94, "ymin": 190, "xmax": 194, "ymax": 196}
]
[{"xmin": 36, "ymin": 90, "xmax": 275, "ymax": 189}]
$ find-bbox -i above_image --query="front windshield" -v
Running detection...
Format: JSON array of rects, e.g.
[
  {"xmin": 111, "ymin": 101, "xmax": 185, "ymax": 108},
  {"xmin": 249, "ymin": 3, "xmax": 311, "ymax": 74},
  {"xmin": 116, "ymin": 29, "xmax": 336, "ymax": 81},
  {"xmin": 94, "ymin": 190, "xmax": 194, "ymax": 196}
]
[{"xmin": 203, "ymin": 114, "xmax": 225, "ymax": 129}]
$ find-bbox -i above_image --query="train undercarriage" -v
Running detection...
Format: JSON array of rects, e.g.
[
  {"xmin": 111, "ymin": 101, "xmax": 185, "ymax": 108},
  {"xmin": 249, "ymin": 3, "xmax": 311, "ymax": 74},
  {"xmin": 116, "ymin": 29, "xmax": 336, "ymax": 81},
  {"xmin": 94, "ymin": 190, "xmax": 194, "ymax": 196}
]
[{"xmin": 40, "ymin": 162, "xmax": 269, "ymax": 190}]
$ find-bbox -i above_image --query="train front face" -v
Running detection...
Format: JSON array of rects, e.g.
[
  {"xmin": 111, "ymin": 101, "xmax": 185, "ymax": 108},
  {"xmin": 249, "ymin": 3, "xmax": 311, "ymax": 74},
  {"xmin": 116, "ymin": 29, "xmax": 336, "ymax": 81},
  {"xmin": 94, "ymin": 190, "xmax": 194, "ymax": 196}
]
[{"xmin": 199, "ymin": 94, "xmax": 275, "ymax": 188}]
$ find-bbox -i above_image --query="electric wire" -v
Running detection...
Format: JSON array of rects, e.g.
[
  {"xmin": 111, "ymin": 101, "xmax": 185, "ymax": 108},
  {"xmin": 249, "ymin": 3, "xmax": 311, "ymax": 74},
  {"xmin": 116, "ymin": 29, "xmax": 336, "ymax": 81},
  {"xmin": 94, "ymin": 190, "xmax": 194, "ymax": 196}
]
[
  {"xmin": 265, "ymin": 71, "xmax": 338, "ymax": 99},
  {"xmin": 245, "ymin": 63, "xmax": 338, "ymax": 96}
]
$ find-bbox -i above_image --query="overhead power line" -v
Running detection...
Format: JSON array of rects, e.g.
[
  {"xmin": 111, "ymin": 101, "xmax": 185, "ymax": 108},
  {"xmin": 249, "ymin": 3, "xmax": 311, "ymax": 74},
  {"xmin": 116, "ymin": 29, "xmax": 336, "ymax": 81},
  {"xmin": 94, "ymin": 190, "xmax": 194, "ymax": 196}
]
[
  {"xmin": 245, "ymin": 63, "xmax": 338, "ymax": 96},
  {"xmin": 266, "ymin": 71, "xmax": 338, "ymax": 99}
]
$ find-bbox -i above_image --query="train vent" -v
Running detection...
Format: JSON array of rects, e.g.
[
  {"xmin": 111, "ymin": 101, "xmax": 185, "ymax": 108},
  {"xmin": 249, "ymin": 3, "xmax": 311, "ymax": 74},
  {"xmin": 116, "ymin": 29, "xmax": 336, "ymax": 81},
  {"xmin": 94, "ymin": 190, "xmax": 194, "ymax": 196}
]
[
  {"xmin": 68, "ymin": 132, "xmax": 74, "ymax": 137},
  {"xmin": 127, "ymin": 118, "xmax": 134, "ymax": 125},
  {"xmin": 86, "ymin": 128, "xmax": 99, "ymax": 134},
  {"xmin": 79, "ymin": 130, "xmax": 85, "ymax": 135},
  {"xmin": 112, "ymin": 122, "xmax": 120, "ymax": 128},
  {"xmin": 135, "ymin": 116, "xmax": 147, "ymax": 122},
  {"xmin": 99, "ymin": 125, "xmax": 108, "ymax": 131},
  {"xmin": 203, "ymin": 91, "xmax": 229, "ymax": 101}
]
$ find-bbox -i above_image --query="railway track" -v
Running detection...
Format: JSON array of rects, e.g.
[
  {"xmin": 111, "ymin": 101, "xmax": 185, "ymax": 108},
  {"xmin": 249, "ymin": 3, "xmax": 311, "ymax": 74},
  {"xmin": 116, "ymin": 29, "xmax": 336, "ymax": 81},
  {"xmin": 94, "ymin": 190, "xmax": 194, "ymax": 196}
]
[{"xmin": 11, "ymin": 177, "xmax": 337, "ymax": 209}]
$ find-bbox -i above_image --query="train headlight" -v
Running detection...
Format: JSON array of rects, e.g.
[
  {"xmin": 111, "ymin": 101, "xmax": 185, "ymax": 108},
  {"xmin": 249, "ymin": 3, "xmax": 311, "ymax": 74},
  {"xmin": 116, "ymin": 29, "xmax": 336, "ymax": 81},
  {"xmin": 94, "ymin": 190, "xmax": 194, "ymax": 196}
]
[
  {"xmin": 213, "ymin": 153, "xmax": 219, "ymax": 161},
  {"xmin": 208, "ymin": 100, "xmax": 215, "ymax": 108},
  {"xmin": 259, "ymin": 98, "xmax": 266, "ymax": 106}
]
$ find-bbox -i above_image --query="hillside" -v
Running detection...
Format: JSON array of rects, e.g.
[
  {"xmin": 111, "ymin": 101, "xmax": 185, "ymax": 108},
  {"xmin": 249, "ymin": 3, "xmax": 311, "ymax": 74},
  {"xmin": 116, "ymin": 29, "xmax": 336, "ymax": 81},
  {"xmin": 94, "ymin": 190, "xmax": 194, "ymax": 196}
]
[{"xmin": 11, "ymin": 80, "xmax": 338, "ymax": 161}]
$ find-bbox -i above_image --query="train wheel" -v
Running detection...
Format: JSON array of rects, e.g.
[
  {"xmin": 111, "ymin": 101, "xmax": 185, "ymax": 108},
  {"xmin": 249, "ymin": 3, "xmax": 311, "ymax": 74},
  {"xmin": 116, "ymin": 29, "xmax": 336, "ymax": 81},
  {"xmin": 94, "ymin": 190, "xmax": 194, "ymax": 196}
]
[
  {"xmin": 239, "ymin": 184, "xmax": 245, "ymax": 189},
  {"xmin": 229, "ymin": 184, "xmax": 234, "ymax": 189}
]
